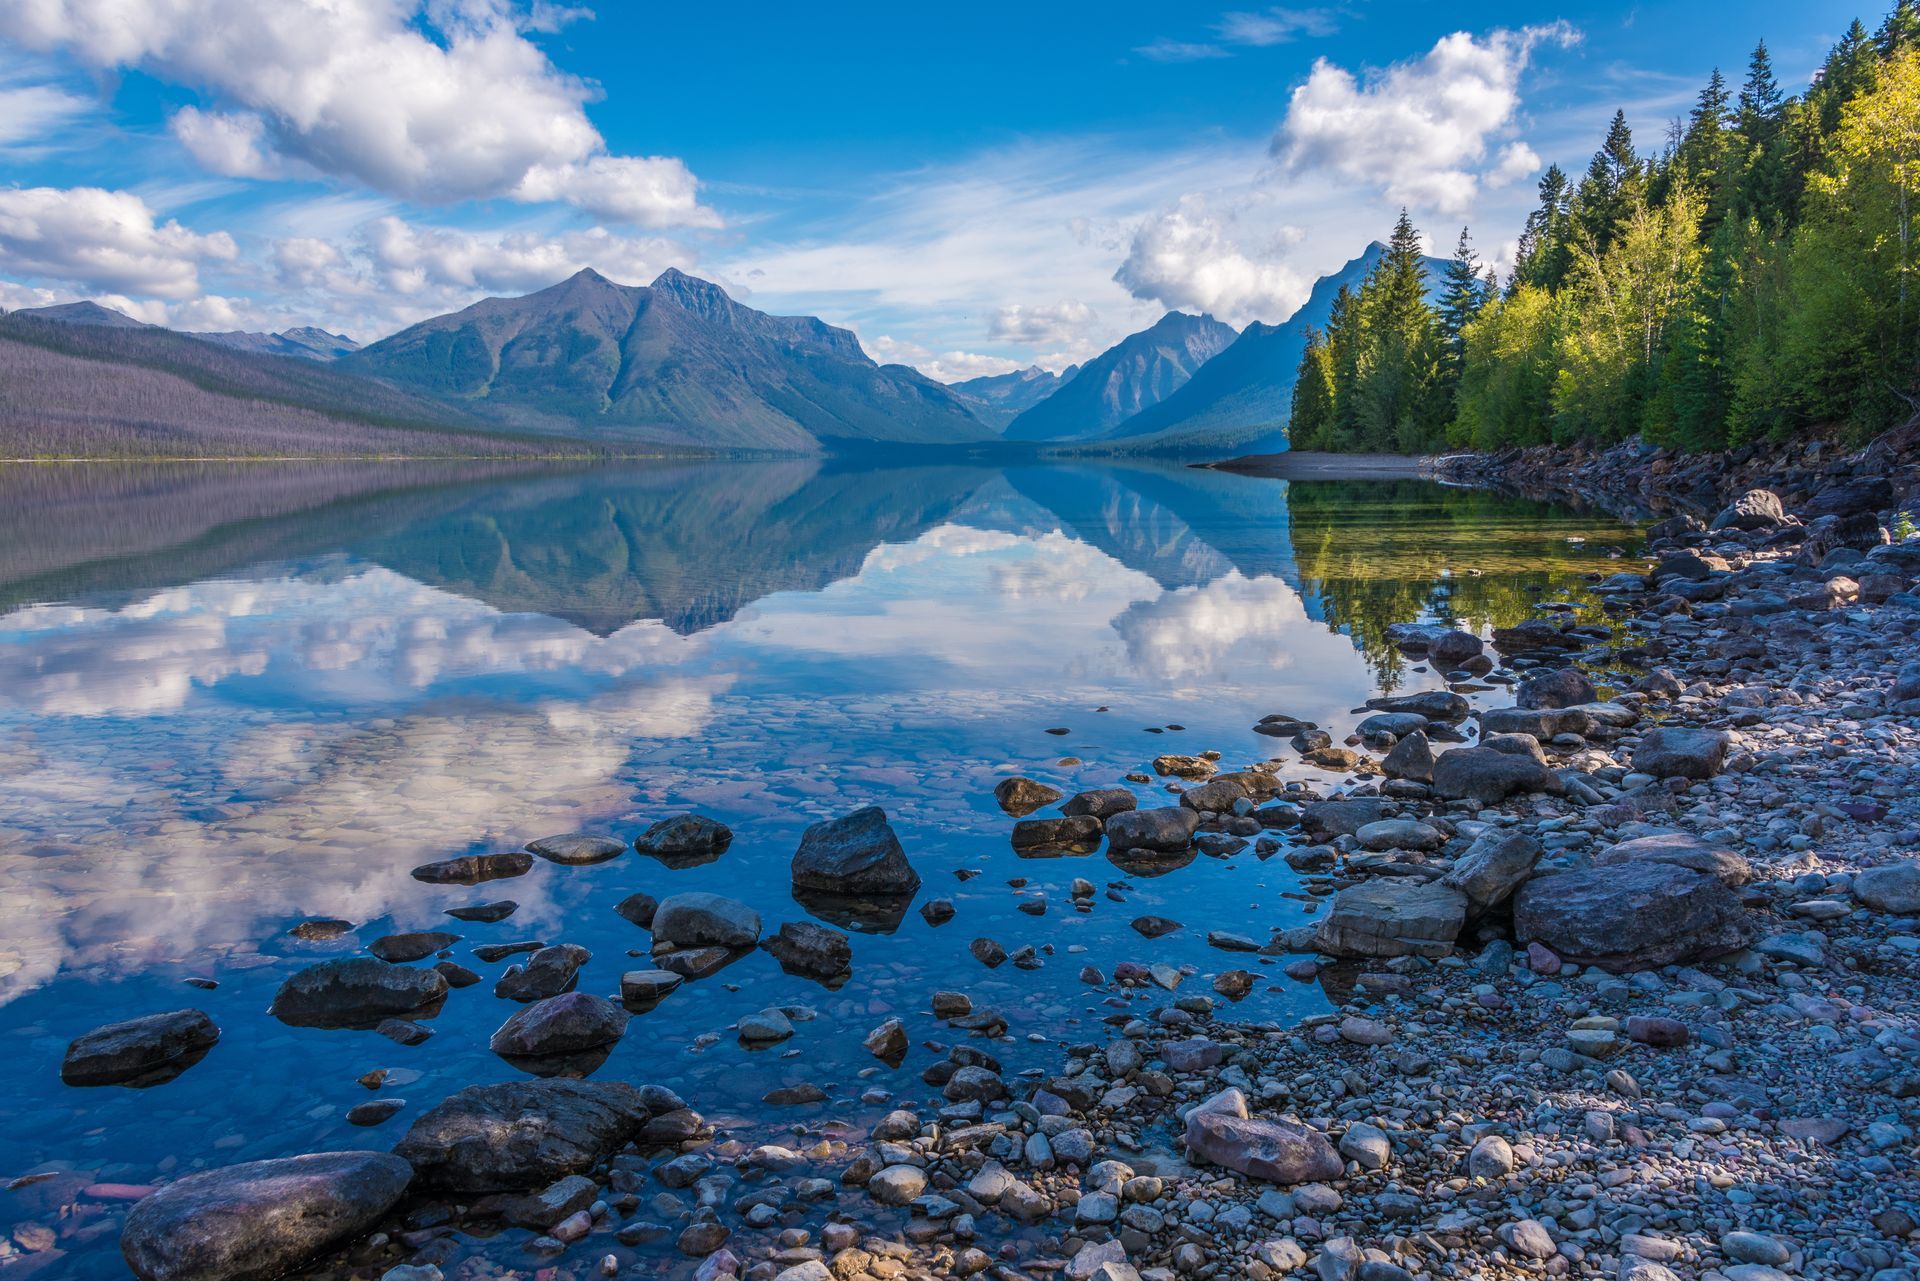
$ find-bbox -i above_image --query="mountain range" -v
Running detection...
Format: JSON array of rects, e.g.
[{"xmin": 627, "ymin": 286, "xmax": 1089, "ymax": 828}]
[{"xmin": 3, "ymin": 246, "xmax": 1447, "ymax": 458}]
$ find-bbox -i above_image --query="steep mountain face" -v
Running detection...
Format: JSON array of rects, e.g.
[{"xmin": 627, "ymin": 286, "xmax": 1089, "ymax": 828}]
[
  {"xmin": 1002, "ymin": 312, "xmax": 1237, "ymax": 443},
  {"xmin": 191, "ymin": 327, "xmax": 362, "ymax": 362},
  {"xmin": 948, "ymin": 364, "xmax": 1075, "ymax": 431},
  {"xmin": 1099, "ymin": 243, "xmax": 1448, "ymax": 454},
  {"xmin": 344, "ymin": 268, "xmax": 991, "ymax": 451}
]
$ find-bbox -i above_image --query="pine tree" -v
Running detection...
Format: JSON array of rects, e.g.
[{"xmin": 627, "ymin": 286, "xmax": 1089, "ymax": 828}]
[
  {"xmin": 1325, "ymin": 283, "xmax": 1363, "ymax": 441},
  {"xmin": 1879, "ymin": 0, "xmax": 1920, "ymax": 56},
  {"xmin": 1437, "ymin": 227, "xmax": 1486, "ymax": 401},
  {"xmin": 1735, "ymin": 42, "xmax": 1788, "ymax": 221},
  {"xmin": 1289, "ymin": 328, "xmax": 1337, "ymax": 450},
  {"xmin": 1353, "ymin": 211, "xmax": 1443, "ymax": 451},
  {"xmin": 1573, "ymin": 112, "xmax": 1641, "ymax": 256},
  {"xmin": 1679, "ymin": 69, "xmax": 1733, "ymax": 229},
  {"xmin": 1512, "ymin": 165, "xmax": 1574, "ymax": 292}
]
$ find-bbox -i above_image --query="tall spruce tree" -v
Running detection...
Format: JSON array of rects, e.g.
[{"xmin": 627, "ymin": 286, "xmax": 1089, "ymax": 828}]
[
  {"xmin": 1289, "ymin": 327, "xmax": 1337, "ymax": 450},
  {"xmin": 1437, "ymin": 227, "xmax": 1486, "ymax": 403},
  {"xmin": 1513, "ymin": 165, "xmax": 1574, "ymax": 292},
  {"xmin": 1573, "ymin": 111, "xmax": 1641, "ymax": 256}
]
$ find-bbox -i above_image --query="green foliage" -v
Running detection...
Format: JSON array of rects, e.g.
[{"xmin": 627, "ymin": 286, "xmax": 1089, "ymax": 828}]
[{"xmin": 1280, "ymin": 4, "xmax": 1920, "ymax": 458}]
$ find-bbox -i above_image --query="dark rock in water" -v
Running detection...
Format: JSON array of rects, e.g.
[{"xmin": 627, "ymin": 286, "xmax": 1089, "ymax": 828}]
[
  {"xmin": 1300, "ymin": 799, "xmax": 1391, "ymax": 840},
  {"xmin": 375, "ymin": 1018, "xmax": 432, "ymax": 1046},
  {"xmin": 1152, "ymin": 753, "xmax": 1216, "ymax": 779},
  {"xmin": 971, "ymin": 938, "xmax": 1007, "ymax": 968},
  {"xmin": 269, "ymin": 958, "xmax": 448, "ymax": 1029},
  {"xmin": 368, "ymin": 931, "xmax": 459, "ymax": 963},
  {"xmin": 527, "ymin": 834, "xmax": 625, "ymax": 866},
  {"xmin": 1514, "ymin": 863, "xmax": 1758, "ymax": 972},
  {"xmin": 395, "ymin": 1079, "xmax": 652, "ymax": 1192},
  {"xmin": 1710, "ymin": 488, "xmax": 1786, "ymax": 531},
  {"xmin": 619, "ymin": 969, "xmax": 684, "ymax": 1009},
  {"xmin": 490, "ymin": 992, "xmax": 630, "ymax": 1065},
  {"xmin": 1596, "ymin": 833, "xmax": 1751, "ymax": 886},
  {"xmin": 1103, "ymin": 807, "xmax": 1197, "ymax": 853},
  {"xmin": 1010, "ymin": 815, "xmax": 1102, "ymax": 854},
  {"xmin": 1428, "ymin": 629, "xmax": 1485, "ymax": 666},
  {"xmin": 791, "ymin": 806, "xmax": 921, "ymax": 896},
  {"xmin": 1183, "ymin": 1089, "xmax": 1343, "ymax": 1184},
  {"xmin": 651, "ymin": 893, "xmax": 761, "ymax": 949},
  {"xmin": 1516, "ymin": 668, "xmax": 1597, "ymax": 710},
  {"xmin": 473, "ymin": 940, "xmax": 543, "ymax": 962},
  {"xmin": 1631, "ymin": 726, "xmax": 1730, "ymax": 780},
  {"xmin": 410, "ymin": 852, "xmax": 533, "ymax": 885},
  {"xmin": 994, "ymin": 776, "xmax": 1064, "ymax": 817},
  {"xmin": 435, "ymin": 961, "xmax": 481, "ymax": 989},
  {"xmin": 1106, "ymin": 844, "xmax": 1196, "ymax": 879},
  {"xmin": 1061, "ymin": 788, "xmax": 1136, "ymax": 820},
  {"xmin": 445, "ymin": 900, "xmax": 517, "ymax": 923},
  {"xmin": 919, "ymin": 898, "xmax": 955, "ymax": 925},
  {"xmin": 1365, "ymin": 690, "xmax": 1469, "ymax": 722},
  {"xmin": 1179, "ymin": 777, "xmax": 1252, "ymax": 812},
  {"xmin": 1440, "ymin": 831, "xmax": 1543, "ymax": 912},
  {"xmin": 62, "ymin": 1010, "xmax": 220, "ymax": 1087},
  {"xmin": 289, "ymin": 918, "xmax": 353, "ymax": 941},
  {"xmin": 1314, "ymin": 881, "xmax": 1468, "ymax": 959},
  {"xmin": 1131, "ymin": 915, "xmax": 1181, "ymax": 939},
  {"xmin": 495, "ymin": 943, "xmax": 591, "ymax": 1002},
  {"xmin": 614, "ymin": 892, "xmax": 659, "ymax": 928},
  {"xmin": 1355, "ymin": 711, "xmax": 1429, "ymax": 742},
  {"xmin": 346, "ymin": 1098, "xmax": 405, "ymax": 1126},
  {"xmin": 761, "ymin": 920, "xmax": 853, "ymax": 982},
  {"xmin": 654, "ymin": 946, "xmax": 743, "ymax": 980},
  {"xmin": 119, "ymin": 1151, "xmax": 411, "ymax": 1281},
  {"xmin": 1382, "ymin": 731, "xmax": 1434, "ymax": 783},
  {"xmin": 1431, "ymin": 746, "xmax": 1556, "ymax": 806},
  {"xmin": 793, "ymin": 886, "xmax": 914, "ymax": 933},
  {"xmin": 632, "ymin": 814, "xmax": 732, "ymax": 867},
  {"xmin": 1491, "ymin": 618, "xmax": 1583, "ymax": 655}
]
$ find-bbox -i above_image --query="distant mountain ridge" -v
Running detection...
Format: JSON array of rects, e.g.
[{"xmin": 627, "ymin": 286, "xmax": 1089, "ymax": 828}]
[
  {"xmin": 11, "ymin": 301, "xmax": 361, "ymax": 362},
  {"xmin": 948, "ymin": 364, "xmax": 1076, "ymax": 431},
  {"xmin": 1003, "ymin": 311, "xmax": 1236, "ymax": 442},
  {"xmin": 343, "ymin": 267, "xmax": 992, "ymax": 451},
  {"xmin": 1099, "ymin": 242, "xmax": 1450, "ymax": 454}
]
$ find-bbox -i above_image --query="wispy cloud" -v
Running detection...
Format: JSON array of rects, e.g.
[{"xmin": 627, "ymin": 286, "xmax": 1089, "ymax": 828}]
[{"xmin": 1137, "ymin": 5, "xmax": 1342, "ymax": 63}]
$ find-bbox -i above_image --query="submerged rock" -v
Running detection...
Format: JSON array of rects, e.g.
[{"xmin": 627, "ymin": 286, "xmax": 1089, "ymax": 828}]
[
  {"xmin": 791, "ymin": 807, "xmax": 920, "ymax": 896},
  {"xmin": 395, "ymin": 1079, "xmax": 654, "ymax": 1192},
  {"xmin": 269, "ymin": 959, "xmax": 448, "ymax": 1029},
  {"xmin": 62, "ymin": 1010, "xmax": 220, "ymax": 1087},
  {"xmin": 120, "ymin": 1151, "xmax": 411, "ymax": 1281}
]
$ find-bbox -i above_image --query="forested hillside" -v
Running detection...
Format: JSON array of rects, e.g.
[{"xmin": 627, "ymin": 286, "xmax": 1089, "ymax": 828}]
[{"xmin": 1291, "ymin": 3, "xmax": 1920, "ymax": 454}]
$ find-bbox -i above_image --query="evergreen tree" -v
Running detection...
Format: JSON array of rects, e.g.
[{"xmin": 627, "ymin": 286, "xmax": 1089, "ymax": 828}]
[
  {"xmin": 1288, "ymin": 328, "xmax": 1337, "ymax": 450},
  {"xmin": 1437, "ymin": 227, "xmax": 1486, "ymax": 401},
  {"xmin": 1734, "ymin": 42, "xmax": 1788, "ymax": 219},
  {"xmin": 1572, "ymin": 111, "xmax": 1641, "ymax": 256},
  {"xmin": 1353, "ymin": 211, "xmax": 1443, "ymax": 451},
  {"xmin": 1325, "ymin": 283, "xmax": 1363, "ymax": 440},
  {"xmin": 1678, "ymin": 69, "xmax": 1733, "ymax": 228},
  {"xmin": 1513, "ymin": 165, "xmax": 1574, "ymax": 292},
  {"xmin": 1879, "ymin": 0, "xmax": 1920, "ymax": 56}
]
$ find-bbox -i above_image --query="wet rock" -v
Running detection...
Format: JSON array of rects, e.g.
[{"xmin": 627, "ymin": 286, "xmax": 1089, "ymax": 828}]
[
  {"xmin": 1355, "ymin": 819, "xmax": 1443, "ymax": 852},
  {"xmin": 290, "ymin": 918, "xmax": 353, "ymax": 941},
  {"xmin": 367, "ymin": 931, "xmax": 459, "ymax": 963},
  {"xmin": 494, "ymin": 944, "xmax": 591, "ymax": 1001},
  {"xmin": 1183, "ymin": 1089, "xmax": 1342, "ymax": 1184},
  {"xmin": 62, "ymin": 1010, "xmax": 220, "ymax": 1087},
  {"xmin": 995, "ymin": 777, "xmax": 1064, "ymax": 817},
  {"xmin": 1517, "ymin": 668, "xmax": 1597, "ymax": 710},
  {"xmin": 1132, "ymin": 916, "xmax": 1182, "ymax": 939},
  {"xmin": 1152, "ymin": 754, "xmax": 1215, "ymax": 779},
  {"xmin": 445, "ymin": 901, "xmax": 516, "ymax": 923},
  {"xmin": 614, "ymin": 892, "xmax": 658, "ymax": 928},
  {"xmin": 618, "ymin": 970, "xmax": 684, "ymax": 1009},
  {"xmin": 409, "ymin": 852, "xmax": 533, "ymax": 885},
  {"xmin": 761, "ymin": 921, "xmax": 853, "ymax": 982},
  {"xmin": 1313, "ymin": 881, "xmax": 1467, "ymax": 960},
  {"xmin": 1431, "ymin": 746, "xmax": 1555, "ymax": 806},
  {"xmin": 868, "ymin": 1165, "xmax": 927, "ymax": 1206},
  {"xmin": 1104, "ymin": 807, "xmax": 1198, "ymax": 853},
  {"xmin": 1631, "ymin": 727, "xmax": 1730, "ymax": 780},
  {"xmin": 633, "ymin": 814, "xmax": 731, "ymax": 865},
  {"xmin": 527, "ymin": 834, "xmax": 626, "ymax": 865},
  {"xmin": 346, "ymin": 1098, "xmax": 405, "ymax": 1126},
  {"xmin": 864, "ymin": 1017, "xmax": 908, "ymax": 1062},
  {"xmin": 791, "ymin": 807, "xmax": 920, "ymax": 896},
  {"xmin": 651, "ymin": 893, "xmax": 762, "ymax": 949},
  {"xmin": 1063, "ymin": 788, "xmax": 1137, "ymax": 820},
  {"xmin": 1515, "ymin": 863, "xmax": 1758, "ymax": 972},
  {"xmin": 395, "ymin": 1079, "xmax": 653, "ymax": 1192},
  {"xmin": 1011, "ymin": 815, "xmax": 1103, "ymax": 854},
  {"xmin": 269, "ymin": 959, "xmax": 448, "ymax": 1029},
  {"xmin": 1365, "ymin": 690, "xmax": 1469, "ymax": 722},
  {"xmin": 1428, "ymin": 629, "xmax": 1485, "ymax": 666},
  {"xmin": 1596, "ymin": 833, "xmax": 1751, "ymax": 887},
  {"xmin": 1853, "ymin": 861, "xmax": 1920, "ymax": 914},
  {"xmin": 490, "ymin": 992, "xmax": 629, "ymax": 1065},
  {"xmin": 738, "ymin": 1009, "xmax": 794, "ymax": 1044},
  {"xmin": 434, "ymin": 961, "xmax": 479, "ymax": 989},
  {"xmin": 1179, "ymin": 777, "xmax": 1252, "ymax": 812},
  {"xmin": 1381, "ymin": 731, "xmax": 1433, "ymax": 783},
  {"xmin": 1439, "ymin": 830, "xmax": 1542, "ymax": 912}
]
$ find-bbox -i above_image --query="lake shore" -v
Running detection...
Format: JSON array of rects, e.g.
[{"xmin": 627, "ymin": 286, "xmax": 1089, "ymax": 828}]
[{"xmin": 1198, "ymin": 451, "xmax": 1434, "ymax": 480}]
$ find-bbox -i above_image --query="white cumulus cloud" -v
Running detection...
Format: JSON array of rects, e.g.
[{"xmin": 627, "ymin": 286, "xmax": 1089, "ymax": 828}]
[
  {"xmin": 1273, "ymin": 23, "xmax": 1578, "ymax": 216},
  {"xmin": 1113, "ymin": 194, "xmax": 1308, "ymax": 324},
  {"xmin": 987, "ymin": 300, "xmax": 1098, "ymax": 347},
  {"xmin": 0, "ymin": 186, "xmax": 236, "ymax": 299},
  {"xmin": 0, "ymin": 0, "xmax": 718, "ymax": 227}
]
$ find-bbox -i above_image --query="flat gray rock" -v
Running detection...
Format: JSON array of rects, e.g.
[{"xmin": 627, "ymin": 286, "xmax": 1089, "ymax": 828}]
[
  {"xmin": 269, "ymin": 958, "xmax": 448, "ymax": 1029},
  {"xmin": 651, "ymin": 892, "xmax": 762, "ymax": 949},
  {"xmin": 1313, "ymin": 880, "xmax": 1467, "ymax": 959},
  {"xmin": 62, "ymin": 1010, "xmax": 219, "ymax": 1087},
  {"xmin": 1515, "ymin": 863, "xmax": 1757, "ymax": 972}
]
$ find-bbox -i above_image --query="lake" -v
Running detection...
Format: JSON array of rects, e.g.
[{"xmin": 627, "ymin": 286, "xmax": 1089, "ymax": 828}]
[{"xmin": 0, "ymin": 459, "xmax": 1639, "ymax": 1278}]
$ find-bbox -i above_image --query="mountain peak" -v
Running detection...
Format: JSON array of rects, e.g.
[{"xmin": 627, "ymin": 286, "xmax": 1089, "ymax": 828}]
[
  {"xmin": 15, "ymin": 300, "xmax": 149, "ymax": 328},
  {"xmin": 650, "ymin": 267, "xmax": 734, "ymax": 311}
]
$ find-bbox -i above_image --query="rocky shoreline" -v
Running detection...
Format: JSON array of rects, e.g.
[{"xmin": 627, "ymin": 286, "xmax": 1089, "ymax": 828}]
[{"xmin": 35, "ymin": 473, "xmax": 1920, "ymax": 1281}]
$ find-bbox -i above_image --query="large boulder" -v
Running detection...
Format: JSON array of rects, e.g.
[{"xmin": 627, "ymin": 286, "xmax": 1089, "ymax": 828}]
[
  {"xmin": 1439, "ymin": 830, "xmax": 1543, "ymax": 912},
  {"xmin": 1382, "ymin": 731, "xmax": 1434, "ymax": 783},
  {"xmin": 1514, "ymin": 863, "xmax": 1758, "ymax": 972},
  {"xmin": 1802, "ymin": 475, "xmax": 1894, "ymax": 521},
  {"xmin": 791, "ymin": 807, "xmax": 921, "ymax": 896},
  {"xmin": 394, "ymin": 1079, "xmax": 654, "ymax": 1192},
  {"xmin": 1853, "ymin": 861, "xmax": 1920, "ymax": 914},
  {"xmin": 761, "ymin": 921, "xmax": 853, "ymax": 981},
  {"xmin": 1183, "ymin": 1089, "xmax": 1342, "ymax": 1184},
  {"xmin": 1062, "ymin": 788, "xmax": 1136, "ymax": 820},
  {"xmin": 1710, "ymin": 489, "xmax": 1786, "ymax": 532},
  {"xmin": 62, "ymin": 1010, "xmax": 220, "ymax": 1087},
  {"xmin": 1313, "ymin": 881, "xmax": 1468, "ymax": 959},
  {"xmin": 651, "ymin": 893, "xmax": 762, "ymax": 949},
  {"xmin": 120, "ymin": 1152, "xmax": 411, "ymax": 1281},
  {"xmin": 1631, "ymin": 727, "xmax": 1730, "ymax": 780},
  {"xmin": 632, "ymin": 814, "xmax": 733, "ymax": 866},
  {"xmin": 1300, "ymin": 798, "xmax": 1392, "ymax": 840},
  {"xmin": 1516, "ymin": 668, "xmax": 1597, "ymax": 711},
  {"xmin": 1480, "ymin": 706, "xmax": 1595, "ymax": 739},
  {"xmin": 1365, "ymin": 690, "xmax": 1469, "ymax": 722},
  {"xmin": 1103, "ymin": 807, "xmax": 1198, "ymax": 853},
  {"xmin": 494, "ymin": 943, "xmax": 591, "ymax": 1002},
  {"xmin": 269, "ymin": 959, "xmax": 448, "ymax": 1029},
  {"xmin": 1428, "ymin": 629, "xmax": 1485, "ymax": 667},
  {"xmin": 489, "ymin": 992, "xmax": 630, "ymax": 1061},
  {"xmin": 1431, "ymin": 747, "xmax": 1556, "ymax": 806},
  {"xmin": 994, "ymin": 777, "xmax": 1063, "ymax": 817},
  {"xmin": 1595, "ymin": 833, "xmax": 1751, "ymax": 887}
]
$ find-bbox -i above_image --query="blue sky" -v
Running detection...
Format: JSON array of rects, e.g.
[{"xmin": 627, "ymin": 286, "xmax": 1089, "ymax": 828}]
[{"xmin": 0, "ymin": 1, "xmax": 1867, "ymax": 380}]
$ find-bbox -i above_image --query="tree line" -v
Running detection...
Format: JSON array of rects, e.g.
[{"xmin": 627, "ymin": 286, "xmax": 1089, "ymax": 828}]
[{"xmin": 1291, "ymin": 3, "xmax": 1920, "ymax": 455}]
